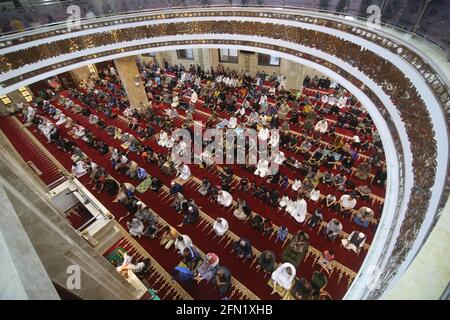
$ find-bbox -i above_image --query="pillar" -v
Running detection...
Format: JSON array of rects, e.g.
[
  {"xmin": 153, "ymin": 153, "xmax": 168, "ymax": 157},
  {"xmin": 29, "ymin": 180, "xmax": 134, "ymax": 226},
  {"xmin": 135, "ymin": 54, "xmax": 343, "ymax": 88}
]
[{"xmin": 113, "ymin": 56, "xmax": 149, "ymax": 110}]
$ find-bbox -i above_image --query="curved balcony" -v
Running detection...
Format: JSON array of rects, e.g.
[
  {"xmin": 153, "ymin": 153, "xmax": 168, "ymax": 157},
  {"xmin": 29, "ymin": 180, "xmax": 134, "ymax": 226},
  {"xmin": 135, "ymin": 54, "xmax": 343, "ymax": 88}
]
[{"xmin": 0, "ymin": 4, "xmax": 448, "ymax": 299}]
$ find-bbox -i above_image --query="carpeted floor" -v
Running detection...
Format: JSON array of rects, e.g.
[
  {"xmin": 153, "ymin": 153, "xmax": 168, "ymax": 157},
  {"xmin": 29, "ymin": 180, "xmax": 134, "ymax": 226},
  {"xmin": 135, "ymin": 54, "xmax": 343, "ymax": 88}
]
[{"xmin": 0, "ymin": 81, "xmax": 386, "ymax": 300}]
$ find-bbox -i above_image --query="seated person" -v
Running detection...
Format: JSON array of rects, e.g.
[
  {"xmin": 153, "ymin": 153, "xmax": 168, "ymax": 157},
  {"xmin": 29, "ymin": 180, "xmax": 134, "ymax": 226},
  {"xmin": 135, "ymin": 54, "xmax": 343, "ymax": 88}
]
[
  {"xmin": 256, "ymin": 250, "xmax": 276, "ymax": 273},
  {"xmin": 217, "ymin": 190, "xmax": 233, "ymax": 207},
  {"xmin": 175, "ymin": 234, "xmax": 193, "ymax": 255},
  {"xmin": 172, "ymin": 246, "xmax": 200, "ymax": 284},
  {"xmin": 250, "ymin": 215, "xmax": 265, "ymax": 232},
  {"xmin": 213, "ymin": 217, "xmax": 229, "ymax": 236},
  {"xmin": 254, "ymin": 159, "xmax": 270, "ymax": 178},
  {"xmin": 341, "ymin": 231, "xmax": 366, "ymax": 254},
  {"xmin": 159, "ymin": 225, "xmax": 179, "ymax": 249},
  {"xmin": 307, "ymin": 208, "xmax": 323, "ymax": 228},
  {"xmin": 271, "ymin": 263, "xmax": 296, "ymax": 294},
  {"xmin": 149, "ymin": 176, "xmax": 162, "ymax": 192},
  {"xmin": 176, "ymin": 163, "xmax": 191, "ymax": 181},
  {"xmin": 177, "ymin": 204, "xmax": 199, "ymax": 228},
  {"xmin": 195, "ymin": 253, "xmax": 219, "ymax": 284},
  {"xmin": 233, "ymin": 198, "xmax": 251, "ymax": 220},
  {"xmin": 290, "ymin": 277, "xmax": 312, "ymax": 300},
  {"xmin": 355, "ymin": 184, "xmax": 371, "ymax": 201},
  {"xmin": 324, "ymin": 218, "xmax": 343, "ymax": 241},
  {"xmin": 277, "ymin": 226, "xmax": 289, "ymax": 242},
  {"xmin": 263, "ymin": 218, "xmax": 274, "ymax": 237},
  {"xmin": 232, "ymin": 238, "xmax": 252, "ymax": 260},
  {"xmin": 198, "ymin": 178, "xmax": 212, "ymax": 196},
  {"xmin": 353, "ymin": 206, "xmax": 375, "ymax": 228},
  {"xmin": 339, "ymin": 194, "xmax": 357, "ymax": 217},
  {"xmin": 311, "ymin": 271, "xmax": 328, "ymax": 298},
  {"xmin": 211, "ymin": 266, "xmax": 232, "ymax": 296},
  {"xmin": 127, "ymin": 218, "xmax": 145, "ymax": 238},
  {"xmin": 319, "ymin": 250, "xmax": 335, "ymax": 275}
]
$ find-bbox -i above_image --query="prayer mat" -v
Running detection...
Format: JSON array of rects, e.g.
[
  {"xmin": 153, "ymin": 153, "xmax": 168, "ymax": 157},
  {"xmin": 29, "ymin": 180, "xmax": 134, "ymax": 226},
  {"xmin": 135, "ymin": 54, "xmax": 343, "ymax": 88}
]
[{"xmin": 136, "ymin": 176, "xmax": 153, "ymax": 193}]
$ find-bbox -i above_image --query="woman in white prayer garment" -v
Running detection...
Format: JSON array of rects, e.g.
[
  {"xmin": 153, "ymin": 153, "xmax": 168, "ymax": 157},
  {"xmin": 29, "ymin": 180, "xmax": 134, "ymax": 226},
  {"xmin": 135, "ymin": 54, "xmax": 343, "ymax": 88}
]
[
  {"xmin": 290, "ymin": 196, "xmax": 307, "ymax": 223},
  {"xmin": 292, "ymin": 179, "xmax": 302, "ymax": 191},
  {"xmin": 71, "ymin": 160, "xmax": 87, "ymax": 177},
  {"xmin": 213, "ymin": 217, "xmax": 229, "ymax": 236},
  {"xmin": 158, "ymin": 130, "xmax": 171, "ymax": 148},
  {"xmin": 177, "ymin": 163, "xmax": 191, "ymax": 181},
  {"xmin": 175, "ymin": 234, "xmax": 193, "ymax": 255},
  {"xmin": 271, "ymin": 262, "xmax": 296, "ymax": 294},
  {"xmin": 127, "ymin": 218, "xmax": 145, "ymax": 238},
  {"xmin": 217, "ymin": 190, "xmax": 233, "ymax": 207},
  {"xmin": 254, "ymin": 158, "xmax": 270, "ymax": 178}
]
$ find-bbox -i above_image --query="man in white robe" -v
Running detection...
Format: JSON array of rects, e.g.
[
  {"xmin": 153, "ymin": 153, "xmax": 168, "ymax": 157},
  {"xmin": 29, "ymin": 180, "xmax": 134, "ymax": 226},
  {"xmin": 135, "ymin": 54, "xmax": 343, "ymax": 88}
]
[
  {"xmin": 177, "ymin": 163, "xmax": 191, "ymax": 181},
  {"xmin": 290, "ymin": 197, "xmax": 307, "ymax": 223},
  {"xmin": 213, "ymin": 218, "xmax": 229, "ymax": 236},
  {"xmin": 271, "ymin": 262, "xmax": 296, "ymax": 294},
  {"xmin": 273, "ymin": 151, "xmax": 285, "ymax": 165},
  {"xmin": 254, "ymin": 159, "xmax": 270, "ymax": 178},
  {"xmin": 175, "ymin": 234, "xmax": 193, "ymax": 255},
  {"xmin": 217, "ymin": 190, "xmax": 233, "ymax": 207}
]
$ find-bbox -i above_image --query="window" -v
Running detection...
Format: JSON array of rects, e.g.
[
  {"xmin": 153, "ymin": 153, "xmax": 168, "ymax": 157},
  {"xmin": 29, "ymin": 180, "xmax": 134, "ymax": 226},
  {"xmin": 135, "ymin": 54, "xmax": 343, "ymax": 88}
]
[
  {"xmin": 219, "ymin": 49, "xmax": 238, "ymax": 63},
  {"xmin": 142, "ymin": 52, "xmax": 156, "ymax": 57},
  {"xmin": 0, "ymin": 95, "xmax": 11, "ymax": 105},
  {"xmin": 19, "ymin": 87, "xmax": 33, "ymax": 102},
  {"xmin": 258, "ymin": 53, "xmax": 280, "ymax": 66},
  {"xmin": 176, "ymin": 49, "xmax": 194, "ymax": 60}
]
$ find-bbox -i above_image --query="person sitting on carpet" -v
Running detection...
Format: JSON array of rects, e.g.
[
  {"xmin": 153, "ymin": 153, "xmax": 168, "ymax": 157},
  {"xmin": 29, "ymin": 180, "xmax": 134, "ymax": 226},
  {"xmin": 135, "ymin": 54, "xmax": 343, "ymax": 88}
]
[
  {"xmin": 217, "ymin": 189, "xmax": 233, "ymax": 207},
  {"xmin": 233, "ymin": 198, "xmax": 251, "ymax": 220},
  {"xmin": 254, "ymin": 158, "xmax": 270, "ymax": 178},
  {"xmin": 339, "ymin": 194, "xmax": 357, "ymax": 217},
  {"xmin": 176, "ymin": 163, "xmax": 191, "ymax": 181},
  {"xmin": 319, "ymin": 250, "xmax": 335, "ymax": 275},
  {"xmin": 324, "ymin": 218, "xmax": 342, "ymax": 241},
  {"xmin": 232, "ymin": 238, "xmax": 252, "ymax": 260},
  {"xmin": 175, "ymin": 234, "xmax": 193, "ymax": 255},
  {"xmin": 172, "ymin": 246, "xmax": 200, "ymax": 284},
  {"xmin": 195, "ymin": 252, "xmax": 219, "ymax": 284},
  {"xmin": 127, "ymin": 218, "xmax": 145, "ymax": 238},
  {"xmin": 307, "ymin": 208, "xmax": 323, "ymax": 228},
  {"xmin": 256, "ymin": 250, "xmax": 276, "ymax": 273},
  {"xmin": 113, "ymin": 182, "xmax": 135, "ymax": 203},
  {"xmin": 125, "ymin": 160, "xmax": 138, "ymax": 178},
  {"xmin": 71, "ymin": 160, "xmax": 87, "ymax": 177},
  {"xmin": 177, "ymin": 204, "xmax": 199, "ymax": 228},
  {"xmin": 341, "ymin": 231, "xmax": 366, "ymax": 254},
  {"xmin": 353, "ymin": 206, "xmax": 375, "ymax": 228},
  {"xmin": 150, "ymin": 176, "xmax": 163, "ymax": 192},
  {"xmin": 250, "ymin": 214, "xmax": 265, "ymax": 232},
  {"xmin": 213, "ymin": 218, "xmax": 229, "ymax": 236},
  {"xmin": 276, "ymin": 226, "xmax": 289, "ymax": 242},
  {"xmin": 211, "ymin": 266, "xmax": 232, "ymax": 297},
  {"xmin": 198, "ymin": 178, "xmax": 212, "ymax": 196},
  {"xmin": 271, "ymin": 263, "xmax": 296, "ymax": 295},
  {"xmin": 160, "ymin": 225, "xmax": 179, "ymax": 250},
  {"xmin": 291, "ymin": 277, "xmax": 312, "ymax": 300}
]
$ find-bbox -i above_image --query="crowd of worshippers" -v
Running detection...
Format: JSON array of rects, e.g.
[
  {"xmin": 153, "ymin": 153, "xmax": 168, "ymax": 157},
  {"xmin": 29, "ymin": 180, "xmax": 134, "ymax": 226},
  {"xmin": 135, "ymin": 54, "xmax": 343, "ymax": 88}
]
[{"xmin": 11, "ymin": 59, "xmax": 387, "ymax": 299}]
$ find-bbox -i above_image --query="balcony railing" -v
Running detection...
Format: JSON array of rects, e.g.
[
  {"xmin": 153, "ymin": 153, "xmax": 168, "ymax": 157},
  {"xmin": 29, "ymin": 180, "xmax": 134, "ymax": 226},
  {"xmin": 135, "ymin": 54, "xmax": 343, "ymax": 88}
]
[{"xmin": 0, "ymin": 0, "xmax": 448, "ymax": 52}]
